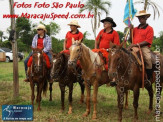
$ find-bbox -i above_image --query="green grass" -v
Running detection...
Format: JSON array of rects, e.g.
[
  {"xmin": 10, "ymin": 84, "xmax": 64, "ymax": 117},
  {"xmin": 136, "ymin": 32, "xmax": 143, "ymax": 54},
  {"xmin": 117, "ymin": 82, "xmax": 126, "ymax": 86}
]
[{"xmin": 0, "ymin": 61, "xmax": 162, "ymax": 122}]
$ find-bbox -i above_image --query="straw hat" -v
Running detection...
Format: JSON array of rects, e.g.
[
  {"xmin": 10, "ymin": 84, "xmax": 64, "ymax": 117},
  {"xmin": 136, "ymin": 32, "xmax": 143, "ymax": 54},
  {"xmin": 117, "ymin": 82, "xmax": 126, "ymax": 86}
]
[
  {"xmin": 101, "ymin": 17, "xmax": 116, "ymax": 27},
  {"xmin": 36, "ymin": 24, "xmax": 47, "ymax": 33},
  {"xmin": 136, "ymin": 10, "xmax": 151, "ymax": 18},
  {"xmin": 68, "ymin": 20, "xmax": 81, "ymax": 28}
]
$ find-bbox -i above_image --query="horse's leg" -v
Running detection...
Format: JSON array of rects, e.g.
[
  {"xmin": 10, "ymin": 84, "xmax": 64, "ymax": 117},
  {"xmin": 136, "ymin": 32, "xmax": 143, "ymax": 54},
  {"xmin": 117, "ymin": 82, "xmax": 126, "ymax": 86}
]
[
  {"xmin": 59, "ymin": 83, "xmax": 65, "ymax": 112},
  {"xmin": 145, "ymin": 85, "xmax": 153, "ymax": 114},
  {"xmin": 133, "ymin": 87, "xmax": 140, "ymax": 121},
  {"xmin": 30, "ymin": 82, "xmax": 35, "ymax": 109},
  {"xmin": 37, "ymin": 83, "xmax": 43, "ymax": 111},
  {"xmin": 124, "ymin": 90, "xmax": 129, "ymax": 109},
  {"xmin": 83, "ymin": 81, "xmax": 91, "ymax": 117},
  {"xmin": 92, "ymin": 80, "xmax": 98, "ymax": 120},
  {"xmin": 36, "ymin": 84, "xmax": 39, "ymax": 103},
  {"xmin": 78, "ymin": 81, "xmax": 85, "ymax": 104},
  {"xmin": 116, "ymin": 87, "xmax": 124, "ymax": 122},
  {"xmin": 68, "ymin": 83, "xmax": 73, "ymax": 114},
  {"xmin": 49, "ymin": 83, "xmax": 53, "ymax": 101}
]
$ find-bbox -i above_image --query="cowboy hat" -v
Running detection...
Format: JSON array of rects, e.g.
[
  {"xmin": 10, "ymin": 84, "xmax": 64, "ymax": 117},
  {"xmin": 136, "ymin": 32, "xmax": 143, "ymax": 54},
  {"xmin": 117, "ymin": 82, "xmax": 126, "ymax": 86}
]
[
  {"xmin": 101, "ymin": 17, "xmax": 116, "ymax": 27},
  {"xmin": 68, "ymin": 20, "xmax": 81, "ymax": 28},
  {"xmin": 37, "ymin": 24, "xmax": 47, "ymax": 33},
  {"xmin": 136, "ymin": 10, "xmax": 151, "ymax": 18}
]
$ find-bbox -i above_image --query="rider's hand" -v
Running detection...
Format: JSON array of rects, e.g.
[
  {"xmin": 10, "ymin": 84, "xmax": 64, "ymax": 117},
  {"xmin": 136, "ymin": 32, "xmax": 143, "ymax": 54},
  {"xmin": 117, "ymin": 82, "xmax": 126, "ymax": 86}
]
[
  {"xmin": 127, "ymin": 44, "xmax": 137, "ymax": 50},
  {"xmin": 129, "ymin": 24, "xmax": 134, "ymax": 30}
]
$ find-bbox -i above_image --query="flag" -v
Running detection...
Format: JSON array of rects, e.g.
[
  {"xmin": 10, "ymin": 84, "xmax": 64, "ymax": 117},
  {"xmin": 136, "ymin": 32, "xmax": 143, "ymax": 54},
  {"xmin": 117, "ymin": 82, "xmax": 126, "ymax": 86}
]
[{"xmin": 123, "ymin": 0, "xmax": 137, "ymax": 26}]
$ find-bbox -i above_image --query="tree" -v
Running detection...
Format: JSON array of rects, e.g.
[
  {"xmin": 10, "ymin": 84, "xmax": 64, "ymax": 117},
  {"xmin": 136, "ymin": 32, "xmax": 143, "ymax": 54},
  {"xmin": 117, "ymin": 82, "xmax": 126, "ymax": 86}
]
[
  {"xmin": 40, "ymin": 22, "xmax": 60, "ymax": 37},
  {"xmin": 79, "ymin": 0, "xmax": 111, "ymax": 39},
  {"xmin": 83, "ymin": 31, "xmax": 91, "ymax": 40},
  {"xmin": 117, "ymin": 31, "xmax": 124, "ymax": 43},
  {"xmin": 151, "ymin": 31, "xmax": 163, "ymax": 53},
  {"xmin": 134, "ymin": 0, "xmax": 163, "ymax": 19},
  {"xmin": 15, "ymin": 17, "xmax": 33, "ymax": 46}
]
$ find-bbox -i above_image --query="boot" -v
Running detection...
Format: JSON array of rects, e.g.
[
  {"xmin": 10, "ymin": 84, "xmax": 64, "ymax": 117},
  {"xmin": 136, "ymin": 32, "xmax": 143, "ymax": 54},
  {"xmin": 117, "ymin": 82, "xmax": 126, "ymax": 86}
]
[
  {"xmin": 24, "ymin": 68, "xmax": 30, "ymax": 82},
  {"xmin": 145, "ymin": 69, "xmax": 153, "ymax": 87},
  {"xmin": 110, "ymin": 78, "xmax": 117, "ymax": 87}
]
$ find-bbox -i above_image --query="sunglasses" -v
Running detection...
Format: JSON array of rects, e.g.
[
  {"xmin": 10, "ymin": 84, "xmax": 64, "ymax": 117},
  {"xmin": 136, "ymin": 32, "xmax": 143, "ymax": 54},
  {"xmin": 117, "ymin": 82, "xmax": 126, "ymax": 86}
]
[{"xmin": 37, "ymin": 29, "xmax": 43, "ymax": 31}]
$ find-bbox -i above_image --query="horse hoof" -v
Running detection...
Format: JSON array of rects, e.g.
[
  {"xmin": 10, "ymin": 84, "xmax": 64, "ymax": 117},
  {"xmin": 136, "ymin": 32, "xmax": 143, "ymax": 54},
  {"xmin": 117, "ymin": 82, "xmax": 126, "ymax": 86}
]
[
  {"xmin": 134, "ymin": 116, "xmax": 138, "ymax": 121},
  {"xmin": 83, "ymin": 112, "xmax": 89, "ymax": 117},
  {"xmin": 146, "ymin": 110, "xmax": 152, "ymax": 114},
  {"xmin": 60, "ymin": 109, "xmax": 64, "ymax": 113},
  {"xmin": 68, "ymin": 110, "xmax": 72, "ymax": 114},
  {"xmin": 79, "ymin": 100, "xmax": 84, "ymax": 104},
  {"xmin": 37, "ymin": 108, "xmax": 41, "ymax": 111},
  {"xmin": 92, "ymin": 115, "xmax": 97, "ymax": 120},
  {"xmin": 125, "ymin": 105, "xmax": 128, "ymax": 109}
]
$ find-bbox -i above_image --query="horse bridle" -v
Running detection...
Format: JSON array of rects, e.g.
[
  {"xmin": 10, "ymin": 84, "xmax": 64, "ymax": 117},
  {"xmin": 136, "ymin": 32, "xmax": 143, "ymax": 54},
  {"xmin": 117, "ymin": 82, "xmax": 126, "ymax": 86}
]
[
  {"xmin": 32, "ymin": 51, "xmax": 43, "ymax": 73},
  {"xmin": 53, "ymin": 57, "xmax": 67, "ymax": 77},
  {"xmin": 109, "ymin": 48, "xmax": 134, "ymax": 86},
  {"xmin": 70, "ymin": 43, "xmax": 83, "ymax": 63}
]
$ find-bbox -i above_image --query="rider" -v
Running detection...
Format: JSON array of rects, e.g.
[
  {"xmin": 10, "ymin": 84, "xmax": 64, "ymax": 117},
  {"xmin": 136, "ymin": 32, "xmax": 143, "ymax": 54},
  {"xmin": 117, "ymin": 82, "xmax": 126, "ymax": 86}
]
[
  {"xmin": 24, "ymin": 24, "xmax": 52, "ymax": 82},
  {"xmin": 63, "ymin": 20, "xmax": 83, "ymax": 51},
  {"xmin": 128, "ymin": 10, "xmax": 154, "ymax": 86},
  {"xmin": 95, "ymin": 17, "xmax": 120, "ymax": 49},
  {"xmin": 96, "ymin": 17, "xmax": 120, "ymax": 86}
]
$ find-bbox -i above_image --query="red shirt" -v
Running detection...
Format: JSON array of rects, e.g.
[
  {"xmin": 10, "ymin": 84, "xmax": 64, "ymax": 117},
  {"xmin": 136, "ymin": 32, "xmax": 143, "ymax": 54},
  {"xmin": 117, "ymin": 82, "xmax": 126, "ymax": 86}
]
[
  {"xmin": 133, "ymin": 24, "xmax": 154, "ymax": 47},
  {"xmin": 65, "ymin": 30, "xmax": 83, "ymax": 49},
  {"xmin": 96, "ymin": 29, "xmax": 120, "ymax": 49},
  {"xmin": 37, "ymin": 38, "xmax": 44, "ymax": 49}
]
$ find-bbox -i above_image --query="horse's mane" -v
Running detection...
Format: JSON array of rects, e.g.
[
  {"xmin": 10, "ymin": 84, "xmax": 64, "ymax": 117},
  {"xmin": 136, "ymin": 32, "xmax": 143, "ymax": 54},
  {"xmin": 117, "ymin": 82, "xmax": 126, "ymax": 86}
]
[
  {"xmin": 58, "ymin": 53, "xmax": 68, "ymax": 67},
  {"xmin": 81, "ymin": 43, "xmax": 101, "ymax": 65},
  {"xmin": 121, "ymin": 48, "xmax": 138, "ymax": 64}
]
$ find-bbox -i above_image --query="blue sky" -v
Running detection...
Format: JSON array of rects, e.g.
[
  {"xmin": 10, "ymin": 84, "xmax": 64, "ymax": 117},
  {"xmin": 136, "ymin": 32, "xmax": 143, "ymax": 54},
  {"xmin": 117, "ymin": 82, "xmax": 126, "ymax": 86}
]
[{"xmin": 0, "ymin": 0, "xmax": 163, "ymax": 39}]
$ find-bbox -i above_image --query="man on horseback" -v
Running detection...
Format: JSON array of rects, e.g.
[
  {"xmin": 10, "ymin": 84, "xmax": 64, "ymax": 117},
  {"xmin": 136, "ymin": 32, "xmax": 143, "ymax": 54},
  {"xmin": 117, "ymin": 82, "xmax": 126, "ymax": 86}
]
[
  {"xmin": 63, "ymin": 20, "xmax": 83, "ymax": 51},
  {"xmin": 24, "ymin": 24, "xmax": 52, "ymax": 82},
  {"xmin": 95, "ymin": 17, "xmax": 120, "ymax": 86},
  {"xmin": 128, "ymin": 10, "xmax": 154, "ymax": 86},
  {"xmin": 95, "ymin": 17, "xmax": 120, "ymax": 49}
]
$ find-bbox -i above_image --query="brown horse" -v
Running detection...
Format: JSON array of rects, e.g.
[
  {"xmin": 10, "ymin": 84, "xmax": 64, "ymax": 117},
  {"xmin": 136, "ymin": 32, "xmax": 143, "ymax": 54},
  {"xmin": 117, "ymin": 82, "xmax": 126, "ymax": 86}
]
[
  {"xmin": 68, "ymin": 39, "xmax": 113, "ymax": 119},
  {"xmin": 28, "ymin": 48, "xmax": 49, "ymax": 111},
  {"xmin": 50, "ymin": 52, "xmax": 85, "ymax": 114},
  {"xmin": 108, "ymin": 42, "xmax": 163, "ymax": 121}
]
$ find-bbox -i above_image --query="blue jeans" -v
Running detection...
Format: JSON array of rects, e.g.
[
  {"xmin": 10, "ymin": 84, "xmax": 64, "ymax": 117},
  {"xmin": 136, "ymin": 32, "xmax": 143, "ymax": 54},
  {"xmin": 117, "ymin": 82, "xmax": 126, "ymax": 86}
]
[{"xmin": 24, "ymin": 52, "xmax": 52, "ymax": 72}]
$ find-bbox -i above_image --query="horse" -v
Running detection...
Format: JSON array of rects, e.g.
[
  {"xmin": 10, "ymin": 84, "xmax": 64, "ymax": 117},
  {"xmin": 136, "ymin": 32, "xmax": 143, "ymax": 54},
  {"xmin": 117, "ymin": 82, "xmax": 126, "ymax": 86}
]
[
  {"xmin": 28, "ymin": 47, "xmax": 49, "ymax": 111},
  {"xmin": 50, "ymin": 52, "xmax": 85, "ymax": 114},
  {"xmin": 68, "ymin": 39, "xmax": 114, "ymax": 119},
  {"xmin": 108, "ymin": 42, "xmax": 163, "ymax": 122}
]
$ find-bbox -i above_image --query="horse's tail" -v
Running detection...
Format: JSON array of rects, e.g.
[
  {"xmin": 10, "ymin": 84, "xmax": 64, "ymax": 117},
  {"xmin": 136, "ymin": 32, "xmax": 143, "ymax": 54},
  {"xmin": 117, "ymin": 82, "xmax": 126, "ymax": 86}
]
[{"xmin": 43, "ymin": 79, "xmax": 48, "ymax": 96}]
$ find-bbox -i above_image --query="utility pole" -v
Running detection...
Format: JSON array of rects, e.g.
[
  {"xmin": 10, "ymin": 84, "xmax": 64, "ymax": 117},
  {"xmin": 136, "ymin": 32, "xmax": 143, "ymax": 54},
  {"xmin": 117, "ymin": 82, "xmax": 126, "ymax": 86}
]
[{"xmin": 9, "ymin": 0, "xmax": 19, "ymax": 97}]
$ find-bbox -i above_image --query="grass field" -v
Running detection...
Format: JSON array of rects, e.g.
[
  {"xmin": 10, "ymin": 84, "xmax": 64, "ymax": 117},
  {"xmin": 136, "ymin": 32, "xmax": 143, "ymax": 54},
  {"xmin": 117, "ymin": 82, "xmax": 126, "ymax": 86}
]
[{"xmin": 0, "ymin": 61, "xmax": 162, "ymax": 122}]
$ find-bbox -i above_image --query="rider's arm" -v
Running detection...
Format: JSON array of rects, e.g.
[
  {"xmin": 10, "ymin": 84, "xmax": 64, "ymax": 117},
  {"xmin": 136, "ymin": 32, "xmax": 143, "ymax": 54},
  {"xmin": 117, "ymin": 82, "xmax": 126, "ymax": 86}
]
[
  {"xmin": 32, "ymin": 34, "xmax": 38, "ymax": 48},
  {"xmin": 63, "ymin": 38, "xmax": 67, "ymax": 50},
  {"xmin": 43, "ymin": 35, "xmax": 52, "ymax": 52}
]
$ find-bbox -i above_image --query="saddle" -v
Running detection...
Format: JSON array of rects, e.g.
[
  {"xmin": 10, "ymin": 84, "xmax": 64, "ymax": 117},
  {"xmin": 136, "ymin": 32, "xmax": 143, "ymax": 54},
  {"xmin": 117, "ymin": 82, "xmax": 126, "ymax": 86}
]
[
  {"xmin": 92, "ymin": 49, "xmax": 109, "ymax": 71},
  {"xmin": 131, "ymin": 47, "xmax": 158, "ymax": 69}
]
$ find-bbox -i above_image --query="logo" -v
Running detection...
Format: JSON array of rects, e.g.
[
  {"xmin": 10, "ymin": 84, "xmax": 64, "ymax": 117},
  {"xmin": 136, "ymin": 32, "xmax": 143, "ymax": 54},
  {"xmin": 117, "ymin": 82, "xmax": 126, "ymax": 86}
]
[{"xmin": 2, "ymin": 105, "xmax": 33, "ymax": 121}]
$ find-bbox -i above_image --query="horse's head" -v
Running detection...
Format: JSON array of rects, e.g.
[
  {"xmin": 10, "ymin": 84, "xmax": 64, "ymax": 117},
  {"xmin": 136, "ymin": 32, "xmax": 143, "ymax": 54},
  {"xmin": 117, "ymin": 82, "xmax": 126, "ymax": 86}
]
[
  {"xmin": 50, "ymin": 53, "xmax": 67, "ymax": 81},
  {"xmin": 108, "ymin": 42, "xmax": 124, "ymax": 79},
  {"xmin": 68, "ymin": 38, "xmax": 82, "ymax": 70},
  {"xmin": 31, "ymin": 47, "xmax": 44, "ymax": 73}
]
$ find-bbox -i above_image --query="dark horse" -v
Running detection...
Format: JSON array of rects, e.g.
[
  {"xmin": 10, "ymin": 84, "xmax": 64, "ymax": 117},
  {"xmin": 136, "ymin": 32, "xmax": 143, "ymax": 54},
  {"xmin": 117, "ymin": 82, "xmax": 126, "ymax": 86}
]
[
  {"xmin": 108, "ymin": 42, "xmax": 163, "ymax": 122},
  {"xmin": 28, "ymin": 47, "xmax": 49, "ymax": 111},
  {"xmin": 50, "ymin": 52, "xmax": 85, "ymax": 114}
]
